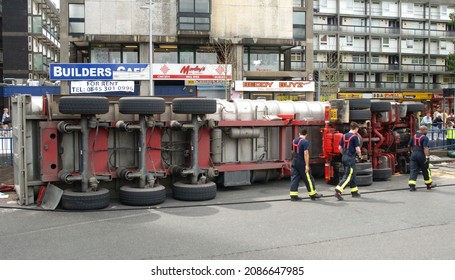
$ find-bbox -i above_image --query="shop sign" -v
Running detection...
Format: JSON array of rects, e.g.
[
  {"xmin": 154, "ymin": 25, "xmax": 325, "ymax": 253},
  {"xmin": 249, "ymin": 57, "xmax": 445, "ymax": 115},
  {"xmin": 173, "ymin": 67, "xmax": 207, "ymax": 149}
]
[
  {"xmin": 372, "ymin": 92, "xmax": 403, "ymax": 99},
  {"xmin": 234, "ymin": 81, "xmax": 314, "ymax": 92},
  {"xmin": 338, "ymin": 93, "xmax": 364, "ymax": 98},
  {"xmin": 50, "ymin": 63, "xmax": 232, "ymax": 81}
]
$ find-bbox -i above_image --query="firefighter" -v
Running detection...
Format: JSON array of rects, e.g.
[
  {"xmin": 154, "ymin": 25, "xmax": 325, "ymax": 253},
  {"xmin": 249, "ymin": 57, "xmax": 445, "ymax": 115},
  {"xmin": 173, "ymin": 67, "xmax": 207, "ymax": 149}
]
[
  {"xmin": 334, "ymin": 121, "xmax": 362, "ymax": 201},
  {"xmin": 408, "ymin": 125, "xmax": 435, "ymax": 191},
  {"xmin": 447, "ymin": 121, "xmax": 455, "ymax": 150},
  {"xmin": 289, "ymin": 128, "xmax": 323, "ymax": 201}
]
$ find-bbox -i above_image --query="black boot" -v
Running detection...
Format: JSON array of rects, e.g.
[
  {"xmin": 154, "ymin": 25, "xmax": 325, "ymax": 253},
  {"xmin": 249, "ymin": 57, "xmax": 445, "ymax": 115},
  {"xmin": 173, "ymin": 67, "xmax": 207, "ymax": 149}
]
[
  {"xmin": 409, "ymin": 184, "xmax": 416, "ymax": 192},
  {"xmin": 290, "ymin": 196, "xmax": 302, "ymax": 202},
  {"xmin": 426, "ymin": 183, "xmax": 437, "ymax": 190},
  {"xmin": 310, "ymin": 193, "xmax": 323, "ymax": 200},
  {"xmin": 351, "ymin": 191, "xmax": 361, "ymax": 198},
  {"xmin": 335, "ymin": 189, "xmax": 343, "ymax": 201}
]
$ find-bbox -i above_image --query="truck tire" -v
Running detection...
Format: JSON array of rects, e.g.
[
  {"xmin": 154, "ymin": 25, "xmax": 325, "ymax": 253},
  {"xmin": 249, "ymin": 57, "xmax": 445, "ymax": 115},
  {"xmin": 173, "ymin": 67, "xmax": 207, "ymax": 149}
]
[
  {"xmin": 172, "ymin": 98, "xmax": 217, "ymax": 114},
  {"xmin": 356, "ymin": 162, "xmax": 373, "ymax": 175},
  {"xmin": 61, "ymin": 188, "xmax": 110, "ymax": 210},
  {"xmin": 172, "ymin": 181, "xmax": 217, "ymax": 201},
  {"xmin": 59, "ymin": 96, "xmax": 110, "ymax": 115},
  {"xmin": 349, "ymin": 109, "xmax": 371, "ymax": 121},
  {"xmin": 371, "ymin": 101, "xmax": 392, "ymax": 112},
  {"xmin": 356, "ymin": 174, "xmax": 373, "ymax": 186},
  {"xmin": 348, "ymin": 99, "xmax": 371, "ymax": 110},
  {"xmin": 119, "ymin": 97, "xmax": 165, "ymax": 115},
  {"xmin": 406, "ymin": 103, "xmax": 424, "ymax": 113},
  {"xmin": 119, "ymin": 185, "xmax": 166, "ymax": 206},
  {"xmin": 373, "ymin": 168, "xmax": 393, "ymax": 181}
]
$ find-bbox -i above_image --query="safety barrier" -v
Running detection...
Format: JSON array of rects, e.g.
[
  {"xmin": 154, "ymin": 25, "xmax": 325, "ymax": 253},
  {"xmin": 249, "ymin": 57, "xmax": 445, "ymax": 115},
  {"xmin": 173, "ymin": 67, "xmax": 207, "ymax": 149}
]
[
  {"xmin": 0, "ymin": 128, "xmax": 13, "ymax": 166},
  {"xmin": 427, "ymin": 127, "xmax": 455, "ymax": 150}
]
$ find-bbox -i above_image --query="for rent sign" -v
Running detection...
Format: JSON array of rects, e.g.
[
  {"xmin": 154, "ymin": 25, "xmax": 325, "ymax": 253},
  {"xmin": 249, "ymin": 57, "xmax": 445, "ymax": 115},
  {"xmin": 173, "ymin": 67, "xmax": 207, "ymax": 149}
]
[{"xmin": 70, "ymin": 81, "xmax": 134, "ymax": 93}]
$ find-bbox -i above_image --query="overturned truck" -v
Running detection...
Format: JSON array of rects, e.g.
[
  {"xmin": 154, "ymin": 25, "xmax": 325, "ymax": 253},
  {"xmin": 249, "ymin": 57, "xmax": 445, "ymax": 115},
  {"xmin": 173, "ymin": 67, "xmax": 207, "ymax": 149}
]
[{"xmin": 11, "ymin": 95, "xmax": 423, "ymax": 210}]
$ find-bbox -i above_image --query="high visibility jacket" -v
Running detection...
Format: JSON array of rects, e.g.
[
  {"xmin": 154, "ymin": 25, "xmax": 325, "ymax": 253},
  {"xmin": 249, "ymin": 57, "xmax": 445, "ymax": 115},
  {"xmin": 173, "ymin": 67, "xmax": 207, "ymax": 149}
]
[{"xmin": 447, "ymin": 128, "xmax": 455, "ymax": 140}]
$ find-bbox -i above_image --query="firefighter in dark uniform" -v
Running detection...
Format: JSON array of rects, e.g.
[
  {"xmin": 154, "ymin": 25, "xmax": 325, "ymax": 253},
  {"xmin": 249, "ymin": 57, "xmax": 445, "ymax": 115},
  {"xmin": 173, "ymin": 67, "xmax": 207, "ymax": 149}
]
[
  {"xmin": 335, "ymin": 121, "xmax": 362, "ymax": 201},
  {"xmin": 289, "ymin": 128, "xmax": 323, "ymax": 201},
  {"xmin": 408, "ymin": 125, "xmax": 435, "ymax": 191}
]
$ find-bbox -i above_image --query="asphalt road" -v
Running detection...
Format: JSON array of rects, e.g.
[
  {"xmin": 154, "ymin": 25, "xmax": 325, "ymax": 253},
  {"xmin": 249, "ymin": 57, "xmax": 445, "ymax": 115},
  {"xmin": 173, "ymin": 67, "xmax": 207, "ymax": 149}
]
[{"xmin": 1, "ymin": 167, "xmax": 455, "ymax": 260}]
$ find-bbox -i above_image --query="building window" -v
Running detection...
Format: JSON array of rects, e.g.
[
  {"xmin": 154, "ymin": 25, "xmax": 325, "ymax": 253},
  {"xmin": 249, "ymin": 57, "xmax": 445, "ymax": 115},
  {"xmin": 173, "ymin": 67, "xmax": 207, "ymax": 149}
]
[
  {"xmin": 243, "ymin": 47, "xmax": 280, "ymax": 71},
  {"xmin": 406, "ymin": 39, "xmax": 414, "ymax": 48},
  {"xmin": 293, "ymin": 11, "xmax": 306, "ymax": 39},
  {"xmin": 382, "ymin": 37, "xmax": 389, "ymax": 47},
  {"xmin": 440, "ymin": 41, "xmax": 447, "ymax": 50},
  {"xmin": 178, "ymin": 0, "xmax": 211, "ymax": 31},
  {"xmin": 290, "ymin": 47, "xmax": 305, "ymax": 70},
  {"xmin": 346, "ymin": 36, "xmax": 353, "ymax": 46},
  {"xmin": 90, "ymin": 44, "xmax": 139, "ymax": 63},
  {"xmin": 68, "ymin": 4, "xmax": 85, "ymax": 35},
  {"xmin": 293, "ymin": 0, "xmax": 305, "ymax": 7},
  {"xmin": 320, "ymin": 35, "xmax": 328, "ymax": 45}
]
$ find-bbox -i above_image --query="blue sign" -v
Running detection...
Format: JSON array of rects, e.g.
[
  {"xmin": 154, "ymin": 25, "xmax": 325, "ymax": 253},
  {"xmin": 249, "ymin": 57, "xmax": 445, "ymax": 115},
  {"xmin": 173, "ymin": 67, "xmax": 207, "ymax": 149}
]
[{"xmin": 49, "ymin": 63, "xmax": 148, "ymax": 81}]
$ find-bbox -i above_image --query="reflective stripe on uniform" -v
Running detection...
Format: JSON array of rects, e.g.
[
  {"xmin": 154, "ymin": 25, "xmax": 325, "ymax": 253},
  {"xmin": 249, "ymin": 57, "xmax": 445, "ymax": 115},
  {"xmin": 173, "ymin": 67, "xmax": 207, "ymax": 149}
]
[
  {"xmin": 350, "ymin": 186, "xmax": 359, "ymax": 193},
  {"xmin": 338, "ymin": 167, "xmax": 354, "ymax": 192},
  {"xmin": 408, "ymin": 180, "xmax": 417, "ymax": 185},
  {"xmin": 290, "ymin": 191, "xmax": 299, "ymax": 196},
  {"xmin": 305, "ymin": 172, "xmax": 317, "ymax": 196}
]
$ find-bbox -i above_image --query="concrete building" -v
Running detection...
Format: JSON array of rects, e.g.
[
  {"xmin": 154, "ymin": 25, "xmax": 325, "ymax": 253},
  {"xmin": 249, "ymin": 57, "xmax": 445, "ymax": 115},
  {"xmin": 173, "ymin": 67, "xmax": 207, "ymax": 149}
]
[
  {"xmin": 0, "ymin": 0, "xmax": 60, "ymax": 84},
  {"xmin": 58, "ymin": 0, "xmax": 454, "ymax": 101}
]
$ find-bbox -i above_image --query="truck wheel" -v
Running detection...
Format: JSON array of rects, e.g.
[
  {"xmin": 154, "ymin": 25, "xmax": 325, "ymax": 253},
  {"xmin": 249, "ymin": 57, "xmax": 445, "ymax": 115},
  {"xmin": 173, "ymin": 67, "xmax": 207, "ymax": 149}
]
[
  {"xmin": 373, "ymin": 168, "xmax": 393, "ymax": 181},
  {"xmin": 119, "ymin": 97, "xmax": 166, "ymax": 115},
  {"xmin": 371, "ymin": 101, "xmax": 392, "ymax": 112},
  {"xmin": 172, "ymin": 98, "xmax": 217, "ymax": 114},
  {"xmin": 59, "ymin": 96, "xmax": 110, "ymax": 115},
  {"xmin": 172, "ymin": 181, "xmax": 217, "ymax": 201},
  {"xmin": 356, "ymin": 174, "xmax": 373, "ymax": 186},
  {"xmin": 356, "ymin": 162, "xmax": 373, "ymax": 175},
  {"xmin": 61, "ymin": 188, "xmax": 110, "ymax": 210},
  {"xmin": 119, "ymin": 185, "xmax": 166, "ymax": 206},
  {"xmin": 349, "ymin": 109, "xmax": 371, "ymax": 121},
  {"xmin": 348, "ymin": 99, "xmax": 371, "ymax": 110},
  {"xmin": 406, "ymin": 103, "xmax": 424, "ymax": 113}
]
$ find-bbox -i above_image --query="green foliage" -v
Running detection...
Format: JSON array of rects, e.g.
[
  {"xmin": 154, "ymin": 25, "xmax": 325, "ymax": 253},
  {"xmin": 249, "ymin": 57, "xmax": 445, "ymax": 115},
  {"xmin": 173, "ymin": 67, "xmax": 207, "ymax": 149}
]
[
  {"xmin": 450, "ymin": 13, "xmax": 455, "ymax": 25},
  {"xmin": 447, "ymin": 53, "xmax": 455, "ymax": 72}
]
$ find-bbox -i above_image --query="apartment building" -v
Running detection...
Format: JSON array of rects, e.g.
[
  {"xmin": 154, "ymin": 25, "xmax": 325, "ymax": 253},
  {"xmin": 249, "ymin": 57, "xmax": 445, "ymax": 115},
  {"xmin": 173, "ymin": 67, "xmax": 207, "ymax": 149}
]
[
  {"xmin": 55, "ymin": 0, "xmax": 455, "ymax": 101},
  {"xmin": 313, "ymin": 0, "xmax": 455, "ymax": 101},
  {"xmin": 0, "ymin": 0, "xmax": 60, "ymax": 84}
]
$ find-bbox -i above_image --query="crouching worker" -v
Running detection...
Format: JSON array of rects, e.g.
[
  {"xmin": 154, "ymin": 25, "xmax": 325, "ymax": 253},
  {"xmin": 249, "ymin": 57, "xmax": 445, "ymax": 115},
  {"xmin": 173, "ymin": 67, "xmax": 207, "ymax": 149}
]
[
  {"xmin": 408, "ymin": 125, "xmax": 436, "ymax": 191},
  {"xmin": 289, "ymin": 128, "xmax": 323, "ymax": 201}
]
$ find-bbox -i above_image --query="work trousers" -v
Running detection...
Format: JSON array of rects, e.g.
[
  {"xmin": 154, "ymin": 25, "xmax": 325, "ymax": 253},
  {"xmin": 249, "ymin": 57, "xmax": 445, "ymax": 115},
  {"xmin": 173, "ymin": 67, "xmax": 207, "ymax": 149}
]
[
  {"xmin": 290, "ymin": 158, "xmax": 317, "ymax": 197},
  {"xmin": 336, "ymin": 153, "xmax": 359, "ymax": 193},
  {"xmin": 408, "ymin": 150, "xmax": 432, "ymax": 186}
]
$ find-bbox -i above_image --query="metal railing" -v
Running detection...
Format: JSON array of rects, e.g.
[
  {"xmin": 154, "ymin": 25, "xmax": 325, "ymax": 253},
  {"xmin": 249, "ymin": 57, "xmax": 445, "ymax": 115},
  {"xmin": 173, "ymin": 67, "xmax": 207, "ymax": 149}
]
[{"xmin": 0, "ymin": 128, "xmax": 13, "ymax": 166}]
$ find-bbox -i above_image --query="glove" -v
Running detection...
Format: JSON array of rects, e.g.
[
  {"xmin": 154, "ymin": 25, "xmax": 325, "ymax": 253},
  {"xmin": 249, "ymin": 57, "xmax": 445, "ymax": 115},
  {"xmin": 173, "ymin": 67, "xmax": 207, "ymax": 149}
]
[{"xmin": 424, "ymin": 157, "xmax": 430, "ymax": 165}]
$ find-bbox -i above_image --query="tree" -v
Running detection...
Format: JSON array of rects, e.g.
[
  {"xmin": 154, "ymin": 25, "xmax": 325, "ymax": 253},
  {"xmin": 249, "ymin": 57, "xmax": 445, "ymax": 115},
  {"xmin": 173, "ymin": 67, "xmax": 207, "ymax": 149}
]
[
  {"xmin": 211, "ymin": 39, "xmax": 235, "ymax": 100},
  {"xmin": 446, "ymin": 13, "xmax": 455, "ymax": 72}
]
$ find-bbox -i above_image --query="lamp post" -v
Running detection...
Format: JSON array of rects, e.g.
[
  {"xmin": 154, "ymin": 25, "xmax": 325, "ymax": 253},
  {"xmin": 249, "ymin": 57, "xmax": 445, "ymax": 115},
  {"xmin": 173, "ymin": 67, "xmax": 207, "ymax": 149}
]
[
  {"xmin": 148, "ymin": 0, "xmax": 154, "ymax": 96},
  {"xmin": 141, "ymin": 1, "xmax": 154, "ymax": 96}
]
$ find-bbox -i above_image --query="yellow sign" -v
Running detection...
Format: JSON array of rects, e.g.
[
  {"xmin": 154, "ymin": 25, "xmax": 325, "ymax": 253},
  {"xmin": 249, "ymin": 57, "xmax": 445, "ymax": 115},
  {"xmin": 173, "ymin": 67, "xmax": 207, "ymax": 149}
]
[
  {"xmin": 330, "ymin": 109, "xmax": 338, "ymax": 121},
  {"xmin": 372, "ymin": 92, "xmax": 403, "ymax": 99},
  {"xmin": 338, "ymin": 93, "xmax": 364, "ymax": 98}
]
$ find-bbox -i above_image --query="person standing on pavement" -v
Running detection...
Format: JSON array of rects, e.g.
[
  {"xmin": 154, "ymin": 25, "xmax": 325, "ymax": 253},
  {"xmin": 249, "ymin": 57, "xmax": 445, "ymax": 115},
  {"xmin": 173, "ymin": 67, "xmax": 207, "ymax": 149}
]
[
  {"xmin": 420, "ymin": 112, "xmax": 432, "ymax": 128},
  {"xmin": 289, "ymin": 128, "xmax": 323, "ymax": 201},
  {"xmin": 408, "ymin": 125, "xmax": 435, "ymax": 191},
  {"xmin": 334, "ymin": 121, "xmax": 362, "ymax": 201},
  {"xmin": 447, "ymin": 121, "xmax": 455, "ymax": 150}
]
